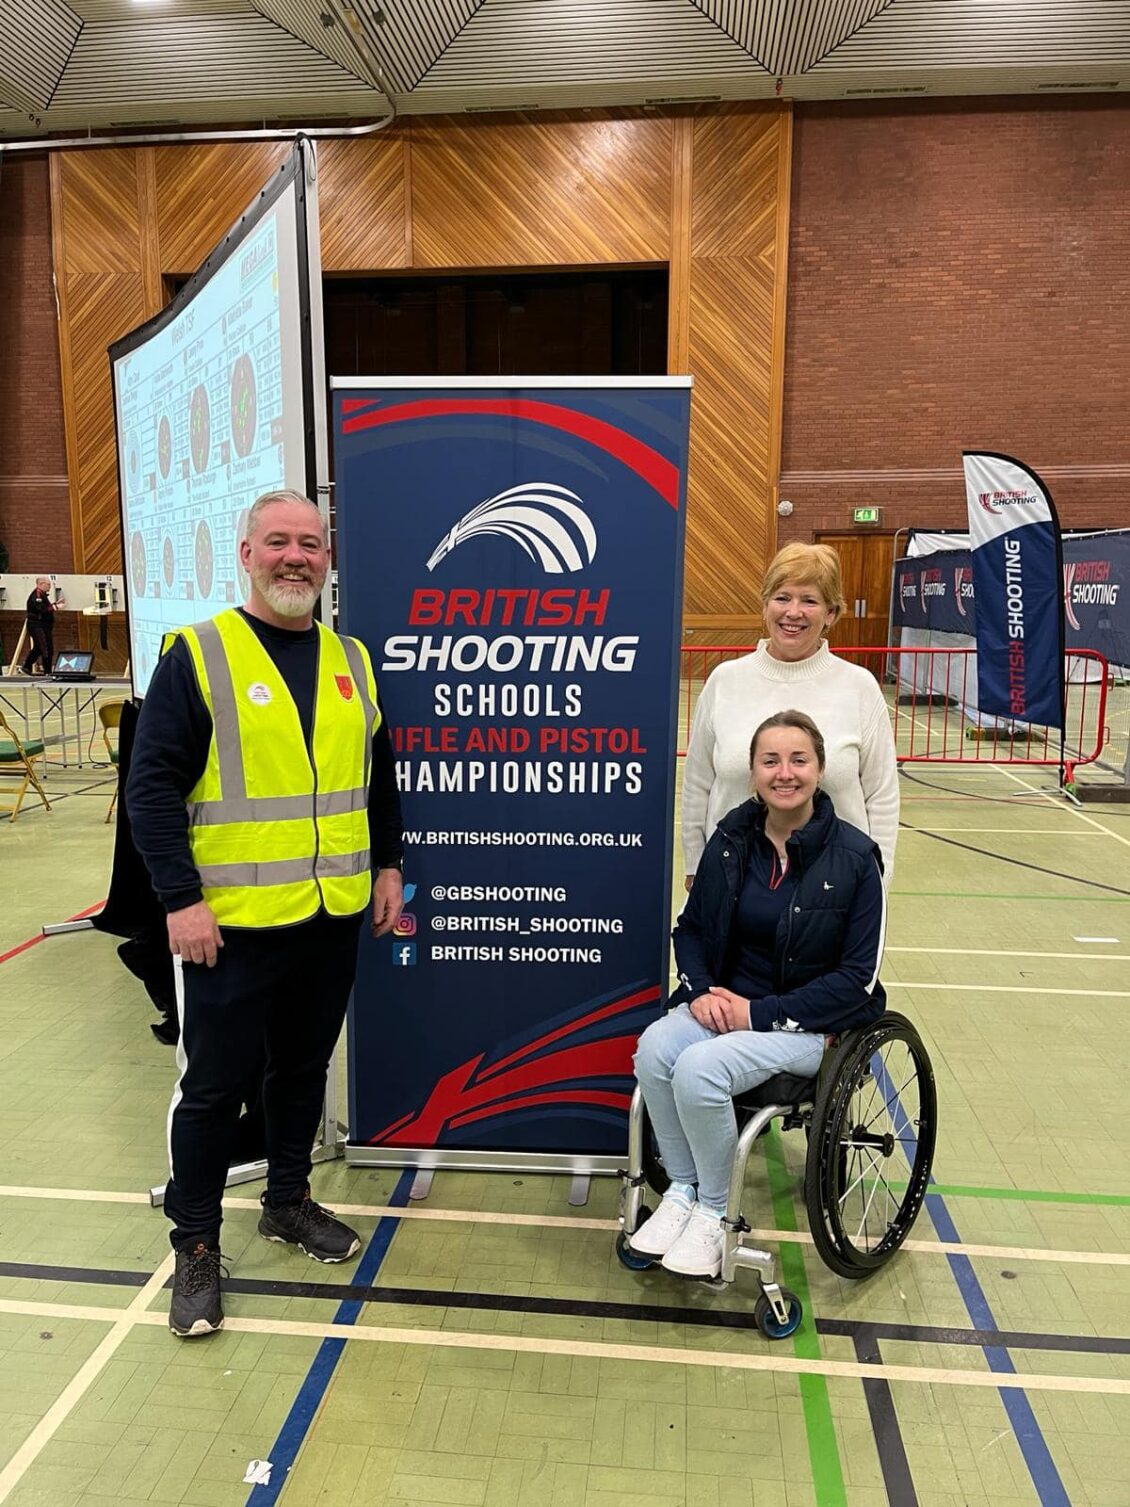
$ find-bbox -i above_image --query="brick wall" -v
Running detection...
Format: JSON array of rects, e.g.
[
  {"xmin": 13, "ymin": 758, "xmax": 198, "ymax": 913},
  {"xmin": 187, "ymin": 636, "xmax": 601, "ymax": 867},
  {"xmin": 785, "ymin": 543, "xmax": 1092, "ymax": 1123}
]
[
  {"xmin": 0, "ymin": 153, "xmax": 71, "ymax": 575},
  {"xmin": 779, "ymin": 97, "xmax": 1130, "ymax": 543}
]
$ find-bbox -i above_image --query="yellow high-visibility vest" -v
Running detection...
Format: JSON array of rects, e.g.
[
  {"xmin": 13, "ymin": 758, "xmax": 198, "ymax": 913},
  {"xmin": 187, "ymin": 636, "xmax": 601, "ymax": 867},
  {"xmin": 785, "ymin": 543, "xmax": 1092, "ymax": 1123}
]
[{"xmin": 168, "ymin": 609, "xmax": 380, "ymax": 928}]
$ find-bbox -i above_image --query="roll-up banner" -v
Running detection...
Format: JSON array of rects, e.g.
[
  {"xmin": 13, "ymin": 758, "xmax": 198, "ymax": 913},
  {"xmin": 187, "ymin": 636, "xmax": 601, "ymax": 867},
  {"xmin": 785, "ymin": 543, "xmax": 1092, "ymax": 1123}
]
[
  {"xmin": 962, "ymin": 452, "xmax": 1065, "ymax": 730},
  {"xmin": 334, "ymin": 379, "xmax": 690, "ymax": 1170}
]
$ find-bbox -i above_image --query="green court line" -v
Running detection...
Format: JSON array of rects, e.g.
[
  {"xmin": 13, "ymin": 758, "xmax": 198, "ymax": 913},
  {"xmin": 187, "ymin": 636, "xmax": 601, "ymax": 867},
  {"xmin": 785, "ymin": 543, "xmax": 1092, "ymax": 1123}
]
[
  {"xmin": 896, "ymin": 1181, "xmax": 1130, "ymax": 1208},
  {"xmin": 763, "ymin": 1124, "xmax": 848, "ymax": 1507}
]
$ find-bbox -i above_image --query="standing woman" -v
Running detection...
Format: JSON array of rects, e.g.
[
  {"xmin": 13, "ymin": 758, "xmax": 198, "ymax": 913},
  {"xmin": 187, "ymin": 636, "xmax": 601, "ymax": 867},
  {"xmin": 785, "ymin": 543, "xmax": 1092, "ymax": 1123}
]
[
  {"xmin": 632, "ymin": 710, "xmax": 886, "ymax": 1277},
  {"xmin": 682, "ymin": 542, "xmax": 898, "ymax": 887}
]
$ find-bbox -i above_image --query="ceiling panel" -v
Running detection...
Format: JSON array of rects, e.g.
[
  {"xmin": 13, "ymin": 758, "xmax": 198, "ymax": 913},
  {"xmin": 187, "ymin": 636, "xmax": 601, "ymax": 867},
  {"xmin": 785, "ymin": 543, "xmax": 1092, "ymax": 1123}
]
[
  {"xmin": 814, "ymin": 0, "xmax": 1130, "ymax": 69},
  {"xmin": 421, "ymin": 0, "xmax": 761, "ymax": 88},
  {"xmin": 69, "ymin": 0, "xmax": 250, "ymax": 17},
  {"xmin": 249, "ymin": 0, "xmax": 369, "ymax": 81},
  {"xmin": 0, "ymin": 0, "xmax": 83, "ymax": 114},
  {"xmin": 50, "ymin": 15, "xmax": 367, "ymax": 109},
  {"xmin": 696, "ymin": 0, "xmax": 895, "ymax": 74},
  {"xmin": 349, "ymin": 0, "xmax": 482, "ymax": 93},
  {"xmin": 0, "ymin": 0, "xmax": 1127, "ymax": 139}
]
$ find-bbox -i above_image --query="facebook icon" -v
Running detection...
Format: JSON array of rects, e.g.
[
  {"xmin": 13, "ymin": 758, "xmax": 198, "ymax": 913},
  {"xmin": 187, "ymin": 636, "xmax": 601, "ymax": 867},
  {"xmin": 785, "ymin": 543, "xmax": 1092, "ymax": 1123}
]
[{"xmin": 392, "ymin": 942, "xmax": 416, "ymax": 967}]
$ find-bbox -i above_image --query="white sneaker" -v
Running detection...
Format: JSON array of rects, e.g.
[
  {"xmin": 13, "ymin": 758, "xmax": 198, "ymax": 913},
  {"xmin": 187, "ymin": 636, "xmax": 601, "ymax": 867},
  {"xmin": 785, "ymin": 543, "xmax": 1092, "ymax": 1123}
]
[
  {"xmin": 627, "ymin": 1189, "xmax": 695, "ymax": 1257},
  {"xmin": 661, "ymin": 1207, "xmax": 725, "ymax": 1277}
]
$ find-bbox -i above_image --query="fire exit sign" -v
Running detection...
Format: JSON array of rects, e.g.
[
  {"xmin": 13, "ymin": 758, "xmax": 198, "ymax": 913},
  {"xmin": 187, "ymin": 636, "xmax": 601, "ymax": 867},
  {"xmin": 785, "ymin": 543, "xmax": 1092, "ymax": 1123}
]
[{"xmin": 852, "ymin": 506, "xmax": 881, "ymax": 525}]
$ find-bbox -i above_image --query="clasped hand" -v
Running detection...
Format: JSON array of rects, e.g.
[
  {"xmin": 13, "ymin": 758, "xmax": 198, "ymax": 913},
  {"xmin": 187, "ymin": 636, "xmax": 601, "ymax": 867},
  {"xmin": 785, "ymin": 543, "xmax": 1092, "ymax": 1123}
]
[{"xmin": 689, "ymin": 987, "xmax": 751, "ymax": 1033}]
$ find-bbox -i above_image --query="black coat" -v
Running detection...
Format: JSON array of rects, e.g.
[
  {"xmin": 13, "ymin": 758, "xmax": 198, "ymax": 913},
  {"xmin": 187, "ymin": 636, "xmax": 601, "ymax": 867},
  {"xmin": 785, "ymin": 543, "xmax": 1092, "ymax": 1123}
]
[{"xmin": 672, "ymin": 789, "xmax": 887, "ymax": 1034}]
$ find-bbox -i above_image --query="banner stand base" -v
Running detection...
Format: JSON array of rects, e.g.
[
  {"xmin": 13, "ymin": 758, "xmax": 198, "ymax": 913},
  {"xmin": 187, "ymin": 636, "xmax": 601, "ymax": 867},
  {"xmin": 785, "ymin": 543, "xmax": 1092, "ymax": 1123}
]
[
  {"xmin": 346, "ymin": 1145, "xmax": 622, "ymax": 1180},
  {"xmin": 568, "ymin": 1174, "xmax": 591, "ymax": 1207},
  {"xmin": 409, "ymin": 1169, "xmax": 434, "ymax": 1201},
  {"xmin": 149, "ymin": 1158, "xmax": 268, "ymax": 1209}
]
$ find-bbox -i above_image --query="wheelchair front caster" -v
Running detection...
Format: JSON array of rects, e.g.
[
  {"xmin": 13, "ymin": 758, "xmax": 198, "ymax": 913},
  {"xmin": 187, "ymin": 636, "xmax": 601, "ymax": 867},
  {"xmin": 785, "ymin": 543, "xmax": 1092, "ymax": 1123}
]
[
  {"xmin": 615, "ymin": 1231, "xmax": 657, "ymax": 1271},
  {"xmin": 616, "ymin": 1206, "xmax": 656, "ymax": 1270},
  {"xmin": 754, "ymin": 1288, "xmax": 802, "ymax": 1339}
]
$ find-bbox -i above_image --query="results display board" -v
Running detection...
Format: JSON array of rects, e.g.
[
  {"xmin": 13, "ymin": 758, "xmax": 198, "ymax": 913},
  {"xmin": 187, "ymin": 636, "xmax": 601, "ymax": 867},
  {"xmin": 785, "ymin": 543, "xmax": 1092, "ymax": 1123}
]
[
  {"xmin": 109, "ymin": 142, "xmax": 323, "ymax": 695},
  {"xmin": 335, "ymin": 379, "xmax": 690, "ymax": 1166}
]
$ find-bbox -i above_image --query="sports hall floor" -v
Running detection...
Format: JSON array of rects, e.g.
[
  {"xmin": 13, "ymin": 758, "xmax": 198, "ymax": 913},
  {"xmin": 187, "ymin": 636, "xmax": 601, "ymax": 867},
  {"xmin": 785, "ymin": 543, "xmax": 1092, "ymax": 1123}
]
[{"xmin": 2, "ymin": 699, "xmax": 1129, "ymax": 1507}]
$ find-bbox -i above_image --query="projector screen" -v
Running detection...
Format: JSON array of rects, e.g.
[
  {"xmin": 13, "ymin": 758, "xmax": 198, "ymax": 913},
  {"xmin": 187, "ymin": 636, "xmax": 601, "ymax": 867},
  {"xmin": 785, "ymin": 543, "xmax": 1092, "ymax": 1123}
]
[{"xmin": 109, "ymin": 141, "xmax": 325, "ymax": 696}]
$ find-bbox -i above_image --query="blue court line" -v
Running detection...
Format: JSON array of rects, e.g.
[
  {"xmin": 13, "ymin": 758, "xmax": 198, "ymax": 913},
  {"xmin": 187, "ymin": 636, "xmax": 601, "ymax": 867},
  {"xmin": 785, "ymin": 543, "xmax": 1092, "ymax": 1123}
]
[
  {"xmin": 244, "ymin": 1170, "xmax": 414, "ymax": 1506},
  {"xmin": 874, "ymin": 1054, "xmax": 1071, "ymax": 1507}
]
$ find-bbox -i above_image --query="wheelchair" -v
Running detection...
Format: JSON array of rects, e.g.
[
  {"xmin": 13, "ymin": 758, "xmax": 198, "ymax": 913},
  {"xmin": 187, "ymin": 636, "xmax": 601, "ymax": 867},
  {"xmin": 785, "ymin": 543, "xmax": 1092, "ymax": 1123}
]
[{"xmin": 616, "ymin": 1011, "xmax": 936, "ymax": 1339}]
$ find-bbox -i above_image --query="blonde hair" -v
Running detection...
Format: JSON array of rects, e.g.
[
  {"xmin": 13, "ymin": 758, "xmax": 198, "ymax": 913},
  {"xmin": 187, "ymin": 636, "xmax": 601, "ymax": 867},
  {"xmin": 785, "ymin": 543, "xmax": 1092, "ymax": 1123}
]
[{"xmin": 759, "ymin": 542, "xmax": 845, "ymax": 620}]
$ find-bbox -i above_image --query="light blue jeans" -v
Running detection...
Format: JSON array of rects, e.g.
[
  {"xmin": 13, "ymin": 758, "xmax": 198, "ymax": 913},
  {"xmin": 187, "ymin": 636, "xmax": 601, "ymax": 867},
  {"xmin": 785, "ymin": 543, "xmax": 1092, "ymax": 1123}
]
[{"xmin": 633, "ymin": 1005, "xmax": 825, "ymax": 1211}]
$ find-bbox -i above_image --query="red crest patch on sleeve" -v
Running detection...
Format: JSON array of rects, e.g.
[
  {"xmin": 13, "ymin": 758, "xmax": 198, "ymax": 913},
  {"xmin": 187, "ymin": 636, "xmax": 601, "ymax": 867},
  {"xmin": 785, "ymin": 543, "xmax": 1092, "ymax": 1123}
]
[{"xmin": 335, "ymin": 674, "xmax": 355, "ymax": 701}]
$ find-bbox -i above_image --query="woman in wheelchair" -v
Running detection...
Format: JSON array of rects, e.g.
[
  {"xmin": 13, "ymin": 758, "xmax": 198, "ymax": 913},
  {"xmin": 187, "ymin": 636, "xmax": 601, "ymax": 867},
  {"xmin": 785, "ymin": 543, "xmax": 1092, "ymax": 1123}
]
[{"xmin": 631, "ymin": 708, "xmax": 886, "ymax": 1279}]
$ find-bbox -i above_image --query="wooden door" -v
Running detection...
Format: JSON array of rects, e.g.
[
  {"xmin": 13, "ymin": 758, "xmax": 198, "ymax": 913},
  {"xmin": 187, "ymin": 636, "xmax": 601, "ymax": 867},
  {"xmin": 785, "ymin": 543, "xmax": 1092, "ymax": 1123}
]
[{"xmin": 816, "ymin": 532, "xmax": 896, "ymax": 655}]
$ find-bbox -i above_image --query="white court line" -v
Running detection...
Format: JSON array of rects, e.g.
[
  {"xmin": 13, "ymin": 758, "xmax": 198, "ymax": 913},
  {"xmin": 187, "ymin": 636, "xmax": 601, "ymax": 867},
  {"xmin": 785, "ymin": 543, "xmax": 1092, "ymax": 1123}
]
[
  {"xmin": 887, "ymin": 979, "xmax": 1130, "ymax": 997},
  {"xmin": 901, "ymin": 827, "xmax": 1096, "ymax": 835},
  {"xmin": 1, "ymin": 1186, "xmax": 1127, "ymax": 1268},
  {"xmin": 885, "ymin": 981, "xmax": 1130, "ymax": 999},
  {"xmin": 0, "ymin": 1296, "xmax": 1124, "ymax": 1398},
  {"xmin": 886, "ymin": 946, "xmax": 1128, "ymax": 962},
  {"xmin": 0, "ymin": 1185, "xmax": 151, "ymax": 1205},
  {"xmin": 0, "ymin": 1251, "xmax": 174, "ymax": 1506},
  {"xmin": 994, "ymin": 765, "xmax": 1130, "ymax": 850}
]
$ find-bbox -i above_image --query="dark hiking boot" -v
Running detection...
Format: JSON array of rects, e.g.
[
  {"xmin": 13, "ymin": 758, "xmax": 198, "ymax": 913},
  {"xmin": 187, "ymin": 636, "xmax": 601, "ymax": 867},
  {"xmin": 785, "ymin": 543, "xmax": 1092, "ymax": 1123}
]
[
  {"xmin": 258, "ymin": 1188, "xmax": 361, "ymax": 1263},
  {"xmin": 169, "ymin": 1243, "xmax": 225, "ymax": 1336}
]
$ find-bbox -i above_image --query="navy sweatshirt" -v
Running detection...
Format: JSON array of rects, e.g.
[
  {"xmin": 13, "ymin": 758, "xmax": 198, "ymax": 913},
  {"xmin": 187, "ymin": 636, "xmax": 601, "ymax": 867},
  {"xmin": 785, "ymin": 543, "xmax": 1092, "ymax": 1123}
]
[{"xmin": 126, "ymin": 610, "xmax": 403, "ymax": 913}]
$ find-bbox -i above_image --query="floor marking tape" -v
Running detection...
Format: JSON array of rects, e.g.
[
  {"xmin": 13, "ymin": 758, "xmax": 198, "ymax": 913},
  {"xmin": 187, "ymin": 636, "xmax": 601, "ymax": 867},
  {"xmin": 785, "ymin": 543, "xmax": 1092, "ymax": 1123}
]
[
  {"xmin": 1, "ymin": 1187, "xmax": 1126, "ymax": 1265},
  {"xmin": 886, "ymin": 946, "xmax": 1128, "ymax": 962},
  {"xmin": 0, "ymin": 1296, "xmax": 1123, "ymax": 1397},
  {"xmin": 0, "ymin": 1253, "xmax": 174, "ymax": 1506},
  {"xmin": 995, "ymin": 765, "xmax": 1130, "ymax": 850},
  {"xmin": 0, "ymin": 901, "xmax": 105, "ymax": 967},
  {"xmin": 885, "ymin": 981, "xmax": 1130, "ymax": 998},
  {"xmin": 901, "ymin": 828, "xmax": 1096, "ymax": 836},
  {"xmin": 0, "ymin": 1185, "xmax": 151, "ymax": 1204}
]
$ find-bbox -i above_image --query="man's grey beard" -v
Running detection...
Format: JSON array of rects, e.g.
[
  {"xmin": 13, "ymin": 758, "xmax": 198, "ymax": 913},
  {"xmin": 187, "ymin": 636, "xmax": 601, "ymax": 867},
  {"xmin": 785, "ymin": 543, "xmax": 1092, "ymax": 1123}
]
[{"xmin": 253, "ymin": 569, "xmax": 322, "ymax": 618}]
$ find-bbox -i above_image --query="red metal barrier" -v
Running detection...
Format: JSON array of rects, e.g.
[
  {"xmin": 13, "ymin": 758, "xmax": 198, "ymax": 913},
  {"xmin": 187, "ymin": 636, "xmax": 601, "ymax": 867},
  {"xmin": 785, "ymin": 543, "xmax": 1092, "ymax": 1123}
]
[{"xmin": 679, "ymin": 644, "xmax": 1110, "ymax": 785}]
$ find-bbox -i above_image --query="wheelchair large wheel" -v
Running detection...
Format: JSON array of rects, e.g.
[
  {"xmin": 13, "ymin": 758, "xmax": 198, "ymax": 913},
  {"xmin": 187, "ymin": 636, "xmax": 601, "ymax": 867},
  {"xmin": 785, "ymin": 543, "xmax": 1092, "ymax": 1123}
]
[{"xmin": 804, "ymin": 1012, "xmax": 936, "ymax": 1279}]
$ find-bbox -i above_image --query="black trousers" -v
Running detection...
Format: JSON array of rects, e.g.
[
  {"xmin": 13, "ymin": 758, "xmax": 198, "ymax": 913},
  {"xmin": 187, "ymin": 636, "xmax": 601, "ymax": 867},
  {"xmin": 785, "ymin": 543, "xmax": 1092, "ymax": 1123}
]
[
  {"xmin": 165, "ymin": 911, "xmax": 363, "ymax": 1251},
  {"xmin": 22, "ymin": 621, "xmax": 53, "ymax": 673}
]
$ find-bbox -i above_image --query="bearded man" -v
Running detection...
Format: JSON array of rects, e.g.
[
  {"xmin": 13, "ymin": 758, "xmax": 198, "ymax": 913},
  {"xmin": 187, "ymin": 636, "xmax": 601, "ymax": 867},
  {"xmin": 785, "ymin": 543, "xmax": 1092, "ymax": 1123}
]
[{"xmin": 127, "ymin": 489, "xmax": 403, "ymax": 1337}]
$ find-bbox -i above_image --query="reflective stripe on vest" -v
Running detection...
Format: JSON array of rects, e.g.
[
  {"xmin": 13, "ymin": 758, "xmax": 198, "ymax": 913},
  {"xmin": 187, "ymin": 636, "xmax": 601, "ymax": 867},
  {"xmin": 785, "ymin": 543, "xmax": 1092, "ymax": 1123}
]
[{"xmin": 178, "ymin": 611, "xmax": 378, "ymax": 928}]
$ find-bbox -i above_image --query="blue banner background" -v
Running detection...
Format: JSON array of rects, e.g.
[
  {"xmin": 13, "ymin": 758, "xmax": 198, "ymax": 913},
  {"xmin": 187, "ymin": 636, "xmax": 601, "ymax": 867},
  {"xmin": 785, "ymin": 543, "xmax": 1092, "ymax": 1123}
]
[{"xmin": 335, "ymin": 384, "xmax": 688, "ymax": 1156}]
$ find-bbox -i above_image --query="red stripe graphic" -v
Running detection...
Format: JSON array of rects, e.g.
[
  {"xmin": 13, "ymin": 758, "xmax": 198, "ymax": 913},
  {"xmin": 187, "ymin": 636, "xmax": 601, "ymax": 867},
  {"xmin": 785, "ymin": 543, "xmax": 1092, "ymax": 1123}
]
[
  {"xmin": 477, "ymin": 984, "xmax": 659, "ymax": 1082},
  {"xmin": 370, "ymin": 1033, "xmax": 638, "ymax": 1146},
  {"xmin": 341, "ymin": 398, "xmax": 680, "ymax": 508},
  {"xmin": 449, "ymin": 1089, "xmax": 630, "ymax": 1131}
]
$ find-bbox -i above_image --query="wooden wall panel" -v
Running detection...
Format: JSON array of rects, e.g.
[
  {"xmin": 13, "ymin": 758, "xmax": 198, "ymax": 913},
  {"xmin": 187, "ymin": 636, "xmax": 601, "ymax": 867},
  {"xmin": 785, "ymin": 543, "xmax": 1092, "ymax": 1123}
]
[
  {"xmin": 682, "ymin": 106, "xmax": 792, "ymax": 628},
  {"xmin": 410, "ymin": 113, "xmax": 672, "ymax": 269},
  {"xmin": 318, "ymin": 134, "xmax": 410, "ymax": 272},
  {"xmin": 154, "ymin": 142, "xmax": 290, "ymax": 274},
  {"xmin": 50, "ymin": 106, "xmax": 791, "ymax": 605},
  {"xmin": 50, "ymin": 150, "xmax": 149, "ymax": 575}
]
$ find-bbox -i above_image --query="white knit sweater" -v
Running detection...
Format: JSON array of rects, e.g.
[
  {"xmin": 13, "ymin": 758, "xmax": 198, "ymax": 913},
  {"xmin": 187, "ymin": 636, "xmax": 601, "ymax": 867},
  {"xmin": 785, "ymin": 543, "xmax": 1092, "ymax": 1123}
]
[{"xmin": 681, "ymin": 641, "xmax": 900, "ymax": 881}]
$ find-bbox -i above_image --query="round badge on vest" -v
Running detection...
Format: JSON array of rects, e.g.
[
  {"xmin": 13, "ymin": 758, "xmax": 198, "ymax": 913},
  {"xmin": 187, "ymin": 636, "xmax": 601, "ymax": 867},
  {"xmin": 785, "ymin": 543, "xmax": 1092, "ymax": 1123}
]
[{"xmin": 247, "ymin": 682, "xmax": 272, "ymax": 706}]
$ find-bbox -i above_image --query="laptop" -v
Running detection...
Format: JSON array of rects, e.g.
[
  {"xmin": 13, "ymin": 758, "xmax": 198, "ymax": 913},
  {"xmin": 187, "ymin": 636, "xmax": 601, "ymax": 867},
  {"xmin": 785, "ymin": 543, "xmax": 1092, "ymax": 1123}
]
[{"xmin": 52, "ymin": 650, "xmax": 95, "ymax": 683}]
